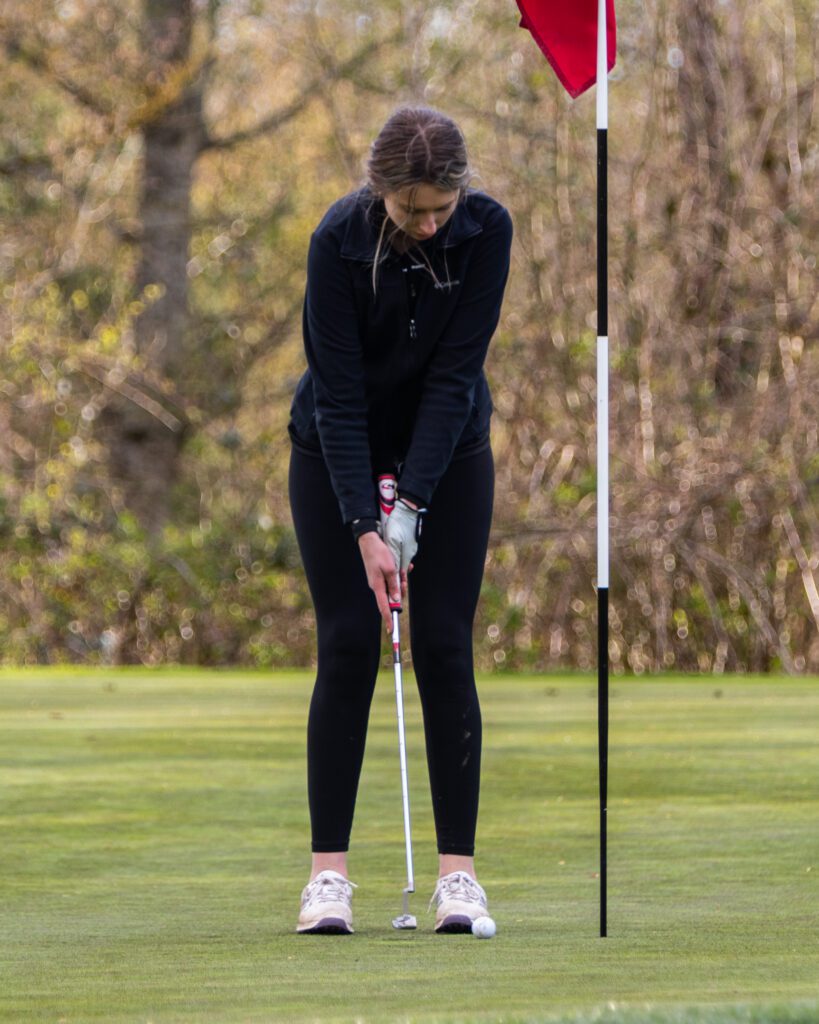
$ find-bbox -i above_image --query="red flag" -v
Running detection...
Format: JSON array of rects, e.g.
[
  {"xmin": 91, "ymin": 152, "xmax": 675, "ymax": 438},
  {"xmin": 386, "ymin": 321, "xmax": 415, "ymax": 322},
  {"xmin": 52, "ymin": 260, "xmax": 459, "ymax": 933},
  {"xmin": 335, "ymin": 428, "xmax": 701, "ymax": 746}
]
[{"xmin": 517, "ymin": 0, "xmax": 617, "ymax": 99}]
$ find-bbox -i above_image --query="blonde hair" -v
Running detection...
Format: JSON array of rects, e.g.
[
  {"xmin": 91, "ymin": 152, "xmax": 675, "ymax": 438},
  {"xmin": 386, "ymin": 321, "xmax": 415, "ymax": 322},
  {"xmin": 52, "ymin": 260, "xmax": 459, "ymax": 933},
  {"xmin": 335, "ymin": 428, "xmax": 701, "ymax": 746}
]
[{"xmin": 364, "ymin": 106, "xmax": 475, "ymax": 294}]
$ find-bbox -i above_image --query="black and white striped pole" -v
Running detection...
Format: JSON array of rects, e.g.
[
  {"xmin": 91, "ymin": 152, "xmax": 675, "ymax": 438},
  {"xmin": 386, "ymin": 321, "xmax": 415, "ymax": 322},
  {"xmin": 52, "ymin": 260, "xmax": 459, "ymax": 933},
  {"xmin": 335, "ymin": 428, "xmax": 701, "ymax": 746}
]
[
  {"xmin": 596, "ymin": 0, "xmax": 609, "ymax": 940},
  {"xmin": 515, "ymin": 0, "xmax": 614, "ymax": 940}
]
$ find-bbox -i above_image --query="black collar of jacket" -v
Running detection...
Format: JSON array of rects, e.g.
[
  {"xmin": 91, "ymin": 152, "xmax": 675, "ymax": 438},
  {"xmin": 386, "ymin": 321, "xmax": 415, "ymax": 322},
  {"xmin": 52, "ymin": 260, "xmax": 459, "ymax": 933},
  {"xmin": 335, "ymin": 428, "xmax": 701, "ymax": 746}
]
[{"xmin": 339, "ymin": 189, "xmax": 483, "ymax": 262}]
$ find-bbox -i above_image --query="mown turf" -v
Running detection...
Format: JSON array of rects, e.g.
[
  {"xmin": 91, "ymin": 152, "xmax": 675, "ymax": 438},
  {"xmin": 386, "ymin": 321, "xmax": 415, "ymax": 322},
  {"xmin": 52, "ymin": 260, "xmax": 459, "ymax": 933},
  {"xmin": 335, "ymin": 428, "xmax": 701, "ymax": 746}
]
[{"xmin": 0, "ymin": 669, "xmax": 816, "ymax": 1024}]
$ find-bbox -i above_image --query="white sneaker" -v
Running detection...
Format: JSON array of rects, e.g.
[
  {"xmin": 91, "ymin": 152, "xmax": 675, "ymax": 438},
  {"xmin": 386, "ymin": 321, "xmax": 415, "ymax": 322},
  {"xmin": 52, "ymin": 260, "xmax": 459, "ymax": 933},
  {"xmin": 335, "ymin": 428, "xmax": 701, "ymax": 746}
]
[
  {"xmin": 429, "ymin": 870, "xmax": 488, "ymax": 933},
  {"xmin": 296, "ymin": 870, "xmax": 357, "ymax": 934}
]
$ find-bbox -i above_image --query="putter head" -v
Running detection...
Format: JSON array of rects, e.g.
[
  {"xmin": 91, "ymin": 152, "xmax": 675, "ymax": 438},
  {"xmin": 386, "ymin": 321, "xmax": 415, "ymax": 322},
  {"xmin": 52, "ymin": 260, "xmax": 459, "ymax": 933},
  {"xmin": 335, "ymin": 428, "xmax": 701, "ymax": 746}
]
[{"xmin": 391, "ymin": 913, "xmax": 417, "ymax": 930}]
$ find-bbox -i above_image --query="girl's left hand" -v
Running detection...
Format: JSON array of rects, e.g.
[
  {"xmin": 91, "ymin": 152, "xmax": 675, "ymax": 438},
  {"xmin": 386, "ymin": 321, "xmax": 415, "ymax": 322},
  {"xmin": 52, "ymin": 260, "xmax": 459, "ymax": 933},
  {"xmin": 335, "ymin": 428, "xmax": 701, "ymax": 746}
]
[{"xmin": 384, "ymin": 500, "xmax": 423, "ymax": 574}]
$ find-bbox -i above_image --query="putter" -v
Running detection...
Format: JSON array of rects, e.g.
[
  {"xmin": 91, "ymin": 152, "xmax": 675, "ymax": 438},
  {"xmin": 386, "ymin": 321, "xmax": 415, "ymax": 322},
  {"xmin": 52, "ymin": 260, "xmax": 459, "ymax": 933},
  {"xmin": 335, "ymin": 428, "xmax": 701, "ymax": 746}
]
[{"xmin": 389, "ymin": 599, "xmax": 417, "ymax": 930}]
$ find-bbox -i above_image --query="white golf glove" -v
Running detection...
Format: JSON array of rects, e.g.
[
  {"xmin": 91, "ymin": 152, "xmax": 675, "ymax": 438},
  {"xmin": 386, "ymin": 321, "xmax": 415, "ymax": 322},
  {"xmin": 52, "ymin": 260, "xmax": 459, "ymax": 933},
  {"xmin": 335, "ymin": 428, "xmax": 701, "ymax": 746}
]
[{"xmin": 384, "ymin": 499, "xmax": 426, "ymax": 573}]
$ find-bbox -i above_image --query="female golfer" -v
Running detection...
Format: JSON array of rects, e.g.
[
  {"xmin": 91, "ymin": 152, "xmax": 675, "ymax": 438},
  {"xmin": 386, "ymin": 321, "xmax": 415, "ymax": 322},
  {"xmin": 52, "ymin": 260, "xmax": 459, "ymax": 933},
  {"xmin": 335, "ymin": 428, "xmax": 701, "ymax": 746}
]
[{"xmin": 288, "ymin": 106, "xmax": 513, "ymax": 934}]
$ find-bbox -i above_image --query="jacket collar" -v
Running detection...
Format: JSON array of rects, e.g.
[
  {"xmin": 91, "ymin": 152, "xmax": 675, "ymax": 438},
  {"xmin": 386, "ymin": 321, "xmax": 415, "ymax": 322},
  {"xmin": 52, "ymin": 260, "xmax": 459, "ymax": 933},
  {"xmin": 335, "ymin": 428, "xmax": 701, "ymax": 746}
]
[{"xmin": 339, "ymin": 189, "xmax": 483, "ymax": 261}]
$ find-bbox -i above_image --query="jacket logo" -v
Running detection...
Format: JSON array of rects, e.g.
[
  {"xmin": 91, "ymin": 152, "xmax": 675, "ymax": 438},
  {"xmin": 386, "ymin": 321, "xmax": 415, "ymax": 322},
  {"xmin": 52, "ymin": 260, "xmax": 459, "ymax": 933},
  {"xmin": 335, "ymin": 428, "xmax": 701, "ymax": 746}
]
[{"xmin": 434, "ymin": 279, "xmax": 460, "ymax": 290}]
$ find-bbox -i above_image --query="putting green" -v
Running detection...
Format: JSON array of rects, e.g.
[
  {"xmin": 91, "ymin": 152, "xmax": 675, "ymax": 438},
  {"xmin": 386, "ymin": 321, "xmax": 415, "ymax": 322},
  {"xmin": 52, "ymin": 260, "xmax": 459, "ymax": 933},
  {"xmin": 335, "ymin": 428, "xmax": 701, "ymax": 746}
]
[{"xmin": 1, "ymin": 669, "xmax": 817, "ymax": 1023}]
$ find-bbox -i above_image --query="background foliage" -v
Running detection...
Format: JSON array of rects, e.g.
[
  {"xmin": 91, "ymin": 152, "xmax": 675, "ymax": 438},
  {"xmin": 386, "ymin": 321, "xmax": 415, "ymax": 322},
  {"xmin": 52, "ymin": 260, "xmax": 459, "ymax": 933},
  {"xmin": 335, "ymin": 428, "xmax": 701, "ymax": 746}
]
[{"xmin": 1, "ymin": 0, "xmax": 817, "ymax": 672}]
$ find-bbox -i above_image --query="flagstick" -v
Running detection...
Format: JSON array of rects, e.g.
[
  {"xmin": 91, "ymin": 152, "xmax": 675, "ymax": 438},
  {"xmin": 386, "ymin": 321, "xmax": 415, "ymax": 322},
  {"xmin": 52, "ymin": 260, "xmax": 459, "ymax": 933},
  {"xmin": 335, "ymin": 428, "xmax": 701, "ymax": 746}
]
[{"xmin": 596, "ymin": 0, "xmax": 609, "ymax": 940}]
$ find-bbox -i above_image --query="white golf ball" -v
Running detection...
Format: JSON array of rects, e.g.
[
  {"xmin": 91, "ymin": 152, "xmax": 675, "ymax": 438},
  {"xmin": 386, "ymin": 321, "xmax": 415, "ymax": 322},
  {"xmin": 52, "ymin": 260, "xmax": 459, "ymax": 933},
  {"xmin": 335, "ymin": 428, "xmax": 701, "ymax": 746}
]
[{"xmin": 471, "ymin": 915, "xmax": 496, "ymax": 939}]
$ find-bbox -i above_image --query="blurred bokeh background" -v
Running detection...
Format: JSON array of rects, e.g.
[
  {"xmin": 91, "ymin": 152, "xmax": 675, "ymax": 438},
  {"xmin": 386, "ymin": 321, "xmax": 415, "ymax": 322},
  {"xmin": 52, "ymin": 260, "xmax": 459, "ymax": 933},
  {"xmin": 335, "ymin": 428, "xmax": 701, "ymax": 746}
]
[{"xmin": 1, "ymin": 0, "xmax": 817, "ymax": 672}]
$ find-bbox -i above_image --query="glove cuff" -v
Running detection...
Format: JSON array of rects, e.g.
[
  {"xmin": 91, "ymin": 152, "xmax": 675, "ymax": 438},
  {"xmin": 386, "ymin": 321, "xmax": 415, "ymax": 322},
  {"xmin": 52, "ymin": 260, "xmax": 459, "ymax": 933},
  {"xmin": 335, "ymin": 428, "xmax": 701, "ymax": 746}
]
[
  {"xmin": 396, "ymin": 490, "xmax": 426, "ymax": 510},
  {"xmin": 396, "ymin": 499, "xmax": 427, "ymax": 542}
]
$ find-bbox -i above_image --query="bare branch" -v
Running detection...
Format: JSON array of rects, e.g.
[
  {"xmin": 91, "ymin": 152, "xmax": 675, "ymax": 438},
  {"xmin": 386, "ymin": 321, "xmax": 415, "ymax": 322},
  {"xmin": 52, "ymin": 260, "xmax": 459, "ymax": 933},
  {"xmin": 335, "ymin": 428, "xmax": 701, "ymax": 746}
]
[
  {"xmin": 0, "ymin": 151, "xmax": 55, "ymax": 178},
  {"xmin": 678, "ymin": 544, "xmax": 738, "ymax": 668},
  {"xmin": 680, "ymin": 542, "xmax": 795, "ymax": 673},
  {"xmin": 75, "ymin": 359, "xmax": 187, "ymax": 433},
  {"xmin": 2, "ymin": 32, "xmax": 114, "ymax": 118},
  {"xmin": 239, "ymin": 305, "xmax": 301, "ymax": 375},
  {"xmin": 201, "ymin": 33, "xmax": 400, "ymax": 152},
  {"xmin": 779, "ymin": 509, "xmax": 819, "ymax": 632}
]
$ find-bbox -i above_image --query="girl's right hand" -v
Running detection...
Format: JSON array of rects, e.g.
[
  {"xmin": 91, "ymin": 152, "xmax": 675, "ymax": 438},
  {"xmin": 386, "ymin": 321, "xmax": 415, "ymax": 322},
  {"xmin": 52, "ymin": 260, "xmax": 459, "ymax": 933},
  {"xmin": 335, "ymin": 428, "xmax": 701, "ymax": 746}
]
[{"xmin": 357, "ymin": 532, "xmax": 406, "ymax": 631}]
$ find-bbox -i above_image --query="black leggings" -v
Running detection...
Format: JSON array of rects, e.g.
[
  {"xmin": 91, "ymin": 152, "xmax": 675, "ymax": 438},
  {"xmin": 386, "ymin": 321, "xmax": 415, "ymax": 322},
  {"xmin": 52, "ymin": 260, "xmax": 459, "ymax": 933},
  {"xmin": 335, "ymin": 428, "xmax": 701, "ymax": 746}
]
[{"xmin": 288, "ymin": 445, "xmax": 494, "ymax": 856}]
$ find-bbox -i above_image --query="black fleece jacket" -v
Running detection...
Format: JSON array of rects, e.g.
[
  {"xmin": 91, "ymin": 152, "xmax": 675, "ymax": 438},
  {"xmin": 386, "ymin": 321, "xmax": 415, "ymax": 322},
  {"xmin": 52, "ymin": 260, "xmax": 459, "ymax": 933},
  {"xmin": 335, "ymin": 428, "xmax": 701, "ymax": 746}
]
[{"xmin": 288, "ymin": 187, "xmax": 513, "ymax": 525}]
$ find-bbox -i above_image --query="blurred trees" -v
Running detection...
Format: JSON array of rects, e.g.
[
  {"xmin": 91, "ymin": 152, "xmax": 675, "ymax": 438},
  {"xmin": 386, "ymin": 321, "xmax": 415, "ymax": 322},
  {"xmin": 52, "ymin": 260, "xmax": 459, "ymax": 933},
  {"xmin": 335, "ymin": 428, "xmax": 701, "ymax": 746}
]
[{"xmin": 1, "ymin": 0, "xmax": 817, "ymax": 672}]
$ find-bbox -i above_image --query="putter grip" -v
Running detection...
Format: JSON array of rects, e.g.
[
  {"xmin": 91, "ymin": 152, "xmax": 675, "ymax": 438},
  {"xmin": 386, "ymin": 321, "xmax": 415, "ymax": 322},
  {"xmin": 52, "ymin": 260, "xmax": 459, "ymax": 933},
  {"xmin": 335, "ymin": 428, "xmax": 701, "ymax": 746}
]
[{"xmin": 378, "ymin": 474, "xmax": 397, "ymax": 517}]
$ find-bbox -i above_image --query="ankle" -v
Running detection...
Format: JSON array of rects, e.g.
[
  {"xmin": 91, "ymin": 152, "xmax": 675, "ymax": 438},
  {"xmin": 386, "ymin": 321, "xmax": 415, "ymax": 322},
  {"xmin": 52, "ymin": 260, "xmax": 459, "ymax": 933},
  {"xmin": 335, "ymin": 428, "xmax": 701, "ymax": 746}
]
[
  {"xmin": 310, "ymin": 852, "xmax": 348, "ymax": 882},
  {"xmin": 438, "ymin": 854, "xmax": 476, "ymax": 881}
]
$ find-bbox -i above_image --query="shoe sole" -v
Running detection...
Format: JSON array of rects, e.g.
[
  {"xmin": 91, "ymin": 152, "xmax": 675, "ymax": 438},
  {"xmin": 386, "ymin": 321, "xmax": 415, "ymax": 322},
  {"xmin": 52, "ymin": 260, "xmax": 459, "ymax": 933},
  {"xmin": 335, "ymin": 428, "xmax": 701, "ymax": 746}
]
[
  {"xmin": 297, "ymin": 917, "xmax": 353, "ymax": 935},
  {"xmin": 435, "ymin": 914, "xmax": 474, "ymax": 934}
]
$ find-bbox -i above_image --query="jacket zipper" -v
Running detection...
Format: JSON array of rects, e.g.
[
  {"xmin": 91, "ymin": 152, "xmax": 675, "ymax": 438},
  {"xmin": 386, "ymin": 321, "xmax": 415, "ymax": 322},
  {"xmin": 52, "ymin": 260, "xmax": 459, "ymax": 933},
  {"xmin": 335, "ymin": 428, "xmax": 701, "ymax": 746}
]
[{"xmin": 403, "ymin": 263, "xmax": 418, "ymax": 341}]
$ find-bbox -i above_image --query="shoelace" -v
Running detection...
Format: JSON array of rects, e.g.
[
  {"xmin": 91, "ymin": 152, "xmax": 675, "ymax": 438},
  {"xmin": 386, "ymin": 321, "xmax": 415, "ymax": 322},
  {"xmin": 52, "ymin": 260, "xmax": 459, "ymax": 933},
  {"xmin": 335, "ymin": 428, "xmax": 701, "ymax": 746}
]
[
  {"xmin": 428, "ymin": 871, "xmax": 486, "ymax": 912},
  {"xmin": 302, "ymin": 873, "xmax": 357, "ymax": 907}
]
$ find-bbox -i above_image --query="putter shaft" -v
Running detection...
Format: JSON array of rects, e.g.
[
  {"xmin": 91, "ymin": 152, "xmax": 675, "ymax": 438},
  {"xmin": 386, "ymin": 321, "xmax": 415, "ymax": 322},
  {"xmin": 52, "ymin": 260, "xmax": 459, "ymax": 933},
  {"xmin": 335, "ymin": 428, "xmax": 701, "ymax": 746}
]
[{"xmin": 391, "ymin": 605, "xmax": 415, "ymax": 901}]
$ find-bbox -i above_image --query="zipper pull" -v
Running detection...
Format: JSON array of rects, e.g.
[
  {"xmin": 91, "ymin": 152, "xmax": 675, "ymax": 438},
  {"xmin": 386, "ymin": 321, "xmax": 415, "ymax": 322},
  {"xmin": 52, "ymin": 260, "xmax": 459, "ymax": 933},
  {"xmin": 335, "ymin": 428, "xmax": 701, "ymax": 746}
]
[{"xmin": 410, "ymin": 319, "xmax": 417, "ymax": 340}]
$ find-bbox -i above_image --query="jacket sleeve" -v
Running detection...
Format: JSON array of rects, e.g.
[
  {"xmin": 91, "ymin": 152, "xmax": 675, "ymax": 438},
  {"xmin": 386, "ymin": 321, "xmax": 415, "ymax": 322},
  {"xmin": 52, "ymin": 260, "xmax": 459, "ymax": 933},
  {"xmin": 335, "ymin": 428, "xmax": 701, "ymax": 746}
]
[
  {"xmin": 303, "ymin": 230, "xmax": 377, "ymax": 523},
  {"xmin": 398, "ymin": 205, "xmax": 513, "ymax": 505}
]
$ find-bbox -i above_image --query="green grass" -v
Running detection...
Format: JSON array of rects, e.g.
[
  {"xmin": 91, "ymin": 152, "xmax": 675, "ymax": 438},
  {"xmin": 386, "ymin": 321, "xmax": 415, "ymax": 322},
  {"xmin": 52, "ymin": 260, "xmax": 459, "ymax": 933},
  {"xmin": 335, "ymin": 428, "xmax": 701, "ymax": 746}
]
[{"xmin": 1, "ymin": 669, "xmax": 817, "ymax": 1023}]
